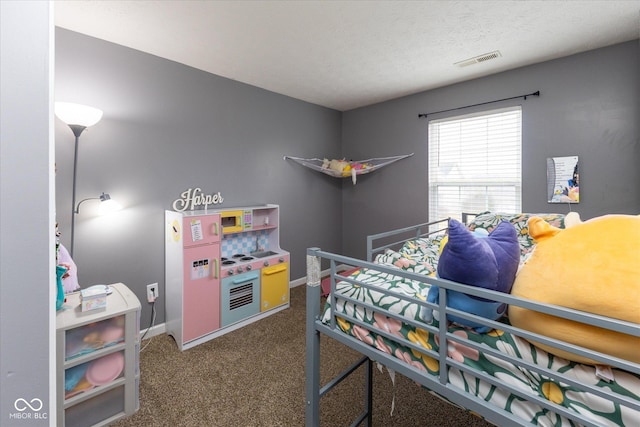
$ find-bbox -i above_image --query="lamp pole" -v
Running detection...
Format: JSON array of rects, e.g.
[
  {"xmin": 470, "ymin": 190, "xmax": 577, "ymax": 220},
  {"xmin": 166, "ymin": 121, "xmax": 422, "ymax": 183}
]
[
  {"xmin": 55, "ymin": 102, "xmax": 103, "ymax": 257},
  {"xmin": 69, "ymin": 125, "xmax": 87, "ymax": 258}
]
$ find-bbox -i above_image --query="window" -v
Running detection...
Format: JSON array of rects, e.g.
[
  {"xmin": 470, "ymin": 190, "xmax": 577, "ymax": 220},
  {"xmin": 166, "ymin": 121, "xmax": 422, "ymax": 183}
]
[{"xmin": 428, "ymin": 106, "xmax": 521, "ymax": 222}]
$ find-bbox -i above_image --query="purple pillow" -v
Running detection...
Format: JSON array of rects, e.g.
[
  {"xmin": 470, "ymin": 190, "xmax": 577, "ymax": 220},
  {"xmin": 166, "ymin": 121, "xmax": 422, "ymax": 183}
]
[
  {"xmin": 424, "ymin": 219, "xmax": 519, "ymax": 332},
  {"xmin": 438, "ymin": 219, "xmax": 519, "ymax": 294}
]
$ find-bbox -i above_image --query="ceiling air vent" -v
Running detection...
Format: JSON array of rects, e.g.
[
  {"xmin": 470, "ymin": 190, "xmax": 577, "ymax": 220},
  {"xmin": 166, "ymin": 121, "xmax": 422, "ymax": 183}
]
[{"xmin": 455, "ymin": 50, "xmax": 502, "ymax": 68}]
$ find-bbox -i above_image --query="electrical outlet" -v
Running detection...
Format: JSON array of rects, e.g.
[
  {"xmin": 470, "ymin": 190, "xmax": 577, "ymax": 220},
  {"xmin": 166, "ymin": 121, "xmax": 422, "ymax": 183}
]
[{"xmin": 147, "ymin": 283, "xmax": 158, "ymax": 303}]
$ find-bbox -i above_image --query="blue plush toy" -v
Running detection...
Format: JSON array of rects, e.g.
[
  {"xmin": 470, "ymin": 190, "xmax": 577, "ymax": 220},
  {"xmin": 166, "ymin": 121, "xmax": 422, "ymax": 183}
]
[{"xmin": 423, "ymin": 219, "xmax": 520, "ymax": 333}]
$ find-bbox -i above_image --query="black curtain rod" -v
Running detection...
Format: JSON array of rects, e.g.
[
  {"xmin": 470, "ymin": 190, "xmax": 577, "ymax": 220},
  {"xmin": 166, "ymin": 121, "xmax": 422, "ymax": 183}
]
[{"xmin": 418, "ymin": 91, "xmax": 540, "ymax": 118}]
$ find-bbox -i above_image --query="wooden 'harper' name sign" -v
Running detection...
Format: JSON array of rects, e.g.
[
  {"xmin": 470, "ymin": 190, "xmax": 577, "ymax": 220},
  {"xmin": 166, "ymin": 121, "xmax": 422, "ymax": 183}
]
[{"xmin": 173, "ymin": 188, "xmax": 224, "ymax": 211}]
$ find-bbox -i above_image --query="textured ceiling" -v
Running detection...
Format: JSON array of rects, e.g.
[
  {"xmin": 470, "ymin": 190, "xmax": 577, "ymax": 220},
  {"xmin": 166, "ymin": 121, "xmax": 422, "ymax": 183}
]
[{"xmin": 54, "ymin": 1, "xmax": 640, "ymax": 111}]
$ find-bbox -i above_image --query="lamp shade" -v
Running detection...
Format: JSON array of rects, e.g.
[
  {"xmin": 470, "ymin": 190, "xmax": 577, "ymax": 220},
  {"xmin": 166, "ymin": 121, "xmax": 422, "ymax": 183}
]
[
  {"xmin": 55, "ymin": 102, "xmax": 103, "ymax": 127},
  {"xmin": 98, "ymin": 193, "xmax": 122, "ymax": 215}
]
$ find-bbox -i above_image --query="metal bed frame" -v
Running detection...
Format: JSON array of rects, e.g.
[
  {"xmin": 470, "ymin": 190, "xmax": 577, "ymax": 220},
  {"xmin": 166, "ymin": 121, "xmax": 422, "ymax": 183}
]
[{"xmin": 305, "ymin": 219, "xmax": 640, "ymax": 427}]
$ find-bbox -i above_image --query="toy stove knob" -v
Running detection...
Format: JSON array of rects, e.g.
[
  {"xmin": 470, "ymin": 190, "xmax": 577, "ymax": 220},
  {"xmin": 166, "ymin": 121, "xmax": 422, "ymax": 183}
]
[
  {"xmin": 263, "ymin": 261, "xmax": 269, "ymax": 267},
  {"xmin": 246, "ymin": 265, "xmax": 252, "ymax": 271}
]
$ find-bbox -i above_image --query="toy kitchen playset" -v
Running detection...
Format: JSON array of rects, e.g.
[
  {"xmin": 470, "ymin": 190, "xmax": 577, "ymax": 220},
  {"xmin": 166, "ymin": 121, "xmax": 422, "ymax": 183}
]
[{"xmin": 165, "ymin": 204, "xmax": 289, "ymax": 350}]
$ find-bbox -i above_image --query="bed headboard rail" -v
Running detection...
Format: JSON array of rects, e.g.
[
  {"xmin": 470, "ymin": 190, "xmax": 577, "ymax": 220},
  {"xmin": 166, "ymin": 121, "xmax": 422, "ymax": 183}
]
[
  {"xmin": 366, "ymin": 218, "xmax": 448, "ymax": 262},
  {"xmin": 461, "ymin": 212, "xmax": 477, "ymax": 225}
]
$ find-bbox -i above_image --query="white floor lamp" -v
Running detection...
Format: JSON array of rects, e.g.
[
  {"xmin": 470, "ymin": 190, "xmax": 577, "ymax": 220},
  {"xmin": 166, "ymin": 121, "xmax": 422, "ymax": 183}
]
[{"xmin": 55, "ymin": 102, "xmax": 104, "ymax": 257}]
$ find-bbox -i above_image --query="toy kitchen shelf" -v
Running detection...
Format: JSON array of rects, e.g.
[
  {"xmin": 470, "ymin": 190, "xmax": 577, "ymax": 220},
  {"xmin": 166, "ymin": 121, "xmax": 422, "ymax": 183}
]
[
  {"xmin": 165, "ymin": 204, "xmax": 290, "ymax": 351},
  {"xmin": 56, "ymin": 283, "xmax": 140, "ymax": 427}
]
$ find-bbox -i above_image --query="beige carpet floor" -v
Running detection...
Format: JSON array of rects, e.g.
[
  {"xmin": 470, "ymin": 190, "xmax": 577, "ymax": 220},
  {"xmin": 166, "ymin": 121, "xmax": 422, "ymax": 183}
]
[{"xmin": 112, "ymin": 285, "xmax": 493, "ymax": 426}]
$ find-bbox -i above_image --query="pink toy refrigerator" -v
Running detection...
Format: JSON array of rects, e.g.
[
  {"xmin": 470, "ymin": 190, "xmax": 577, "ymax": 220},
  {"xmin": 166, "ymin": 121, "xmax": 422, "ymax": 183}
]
[{"xmin": 165, "ymin": 211, "xmax": 221, "ymax": 348}]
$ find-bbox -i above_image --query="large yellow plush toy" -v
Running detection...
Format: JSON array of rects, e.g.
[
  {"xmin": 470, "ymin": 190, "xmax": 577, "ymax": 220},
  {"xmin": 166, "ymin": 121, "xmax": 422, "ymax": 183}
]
[{"xmin": 509, "ymin": 214, "xmax": 640, "ymax": 365}]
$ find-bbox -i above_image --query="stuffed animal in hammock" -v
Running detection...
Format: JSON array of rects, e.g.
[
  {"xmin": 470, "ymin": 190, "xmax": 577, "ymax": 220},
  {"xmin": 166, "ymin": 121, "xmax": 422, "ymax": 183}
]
[{"xmin": 422, "ymin": 218, "xmax": 520, "ymax": 333}]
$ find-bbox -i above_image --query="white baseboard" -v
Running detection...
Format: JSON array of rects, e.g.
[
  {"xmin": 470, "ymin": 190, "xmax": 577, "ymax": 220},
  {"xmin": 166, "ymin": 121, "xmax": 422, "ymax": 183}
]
[
  {"xmin": 142, "ymin": 263, "xmax": 351, "ymax": 340},
  {"xmin": 289, "ymin": 263, "xmax": 351, "ymax": 288},
  {"xmin": 141, "ymin": 322, "xmax": 166, "ymax": 340}
]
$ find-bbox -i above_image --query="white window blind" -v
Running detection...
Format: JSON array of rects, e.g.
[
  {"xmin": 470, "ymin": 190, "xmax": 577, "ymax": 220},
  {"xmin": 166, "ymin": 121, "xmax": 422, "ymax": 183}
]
[{"xmin": 428, "ymin": 106, "xmax": 522, "ymax": 222}]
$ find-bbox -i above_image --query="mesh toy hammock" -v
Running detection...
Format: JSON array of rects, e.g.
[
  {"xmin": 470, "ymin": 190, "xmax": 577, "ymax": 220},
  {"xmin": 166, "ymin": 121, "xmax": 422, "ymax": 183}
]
[{"xmin": 284, "ymin": 153, "xmax": 414, "ymax": 184}]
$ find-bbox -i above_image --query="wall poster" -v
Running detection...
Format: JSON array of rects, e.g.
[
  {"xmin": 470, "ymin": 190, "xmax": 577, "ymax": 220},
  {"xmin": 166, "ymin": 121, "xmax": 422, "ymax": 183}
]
[{"xmin": 547, "ymin": 156, "xmax": 579, "ymax": 203}]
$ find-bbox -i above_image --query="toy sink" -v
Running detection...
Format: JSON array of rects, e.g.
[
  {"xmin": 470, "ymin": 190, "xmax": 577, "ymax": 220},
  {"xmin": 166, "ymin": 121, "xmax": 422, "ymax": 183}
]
[{"xmin": 250, "ymin": 250, "xmax": 278, "ymax": 258}]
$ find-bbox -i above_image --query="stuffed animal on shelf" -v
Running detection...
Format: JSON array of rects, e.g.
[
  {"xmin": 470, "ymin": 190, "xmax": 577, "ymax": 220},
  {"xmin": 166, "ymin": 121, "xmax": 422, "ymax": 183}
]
[
  {"xmin": 422, "ymin": 219, "xmax": 520, "ymax": 333},
  {"xmin": 509, "ymin": 214, "xmax": 640, "ymax": 364}
]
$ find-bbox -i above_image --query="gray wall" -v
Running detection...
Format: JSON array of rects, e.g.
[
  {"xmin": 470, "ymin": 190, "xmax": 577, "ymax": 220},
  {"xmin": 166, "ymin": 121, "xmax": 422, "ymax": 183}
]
[
  {"xmin": 1, "ymin": 1, "xmax": 54, "ymax": 424},
  {"xmin": 55, "ymin": 29, "xmax": 343, "ymax": 329},
  {"xmin": 341, "ymin": 40, "xmax": 640, "ymax": 260}
]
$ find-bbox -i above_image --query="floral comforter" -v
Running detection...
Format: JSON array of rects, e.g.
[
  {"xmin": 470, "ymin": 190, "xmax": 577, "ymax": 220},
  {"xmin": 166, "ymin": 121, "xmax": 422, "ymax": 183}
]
[{"xmin": 322, "ymin": 213, "xmax": 640, "ymax": 426}]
